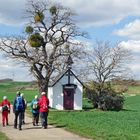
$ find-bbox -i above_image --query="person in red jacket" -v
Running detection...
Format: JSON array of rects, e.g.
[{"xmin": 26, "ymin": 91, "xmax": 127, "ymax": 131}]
[
  {"xmin": 0, "ymin": 96, "xmax": 10, "ymax": 127},
  {"xmin": 38, "ymin": 92, "xmax": 49, "ymax": 129}
]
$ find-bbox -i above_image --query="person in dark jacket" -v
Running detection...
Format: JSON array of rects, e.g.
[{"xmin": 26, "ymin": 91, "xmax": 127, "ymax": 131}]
[
  {"xmin": 30, "ymin": 95, "xmax": 39, "ymax": 126},
  {"xmin": 13, "ymin": 91, "xmax": 25, "ymax": 130},
  {"xmin": 0, "ymin": 96, "xmax": 10, "ymax": 127},
  {"xmin": 38, "ymin": 92, "xmax": 49, "ymax": 129}
]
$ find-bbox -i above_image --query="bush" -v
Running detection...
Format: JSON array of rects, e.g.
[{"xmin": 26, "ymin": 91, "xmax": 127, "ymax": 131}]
[
  {"xmin": 99, "ymin": 94, "xmax": 124, "ymax": 111},
  {"xmin": 90, "ymin": 88, "xmax": 124, "ymax": 111}
]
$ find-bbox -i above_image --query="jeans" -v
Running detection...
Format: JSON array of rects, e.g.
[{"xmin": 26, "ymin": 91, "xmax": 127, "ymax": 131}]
[
  {"xmin": 14, "ymin": 110, "xmax": 23, "ymax": 129},
  {"xmin": 22, "ymin": 110, "xmax": 25, "ymax": 123},
  {"xmin": 40, "ymin": 112, "xmax": 48, "ymax": 127},
  {"xmin": 32, "ymin": 113, "xmax": 39, "ymax": 125}
]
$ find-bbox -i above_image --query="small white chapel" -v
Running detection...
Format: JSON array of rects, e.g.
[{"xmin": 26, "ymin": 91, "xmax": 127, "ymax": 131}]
[{"xmin": 48, "ymin": 56, "xmax": 83, "ymax": 110}]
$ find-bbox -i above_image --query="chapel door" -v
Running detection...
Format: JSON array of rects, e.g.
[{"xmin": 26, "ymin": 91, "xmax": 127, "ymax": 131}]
[{"xmin": 63, "ymin": 88, "xmax": 74, "ymax": 110}]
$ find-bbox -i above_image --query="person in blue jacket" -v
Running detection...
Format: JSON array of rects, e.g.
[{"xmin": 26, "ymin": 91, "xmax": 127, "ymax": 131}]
[
  {"xmin": 13, "ymin": 91, "xmax": 25, "ymax": 130},
  {"xmin": 30, "ymin": 95, "xmax": 39, "ymax": 126}
]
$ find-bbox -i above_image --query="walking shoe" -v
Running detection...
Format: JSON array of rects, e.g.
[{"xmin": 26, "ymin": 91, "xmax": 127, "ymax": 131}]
[
  {"xmin": 42, "ymin": 126, "xmax": 47, "ymax": 129},
  {"xmin": 19, "ymin": 128, "xmax": 22, "ymax": 131},
  {"xmin": 14, "ymin": 126, "xmax": 17, "ymax": 129}
]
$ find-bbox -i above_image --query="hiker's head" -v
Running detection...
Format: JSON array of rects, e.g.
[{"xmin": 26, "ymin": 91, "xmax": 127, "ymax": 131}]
[
  {"xmin": 35, "ymin": 95, "xmax": 38, "ymax": 99},
  {"xmin": 41, "ymin": 92, "xmax": 46, "ymax": 96},
  {"xmin": 3, "ymin": 96, "xmax": 7, "ymax": 100},
  {"xmin": 16, "ymin": 91, "xmax": 21, "ymax": 96}
]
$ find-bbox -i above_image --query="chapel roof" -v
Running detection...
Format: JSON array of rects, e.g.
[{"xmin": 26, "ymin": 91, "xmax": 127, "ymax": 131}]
[{"xmin": 48, "ymin": 69, "xmax": 83, "ymax": 87}]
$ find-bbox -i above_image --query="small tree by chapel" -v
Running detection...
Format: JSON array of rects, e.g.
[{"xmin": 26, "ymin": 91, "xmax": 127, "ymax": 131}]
[{"xmin": 85, "ymin": 41, "xmax": 132, "ymax": 111}]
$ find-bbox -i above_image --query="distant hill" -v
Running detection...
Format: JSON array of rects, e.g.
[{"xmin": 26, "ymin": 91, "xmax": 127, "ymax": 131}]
[
  {"xmin": 0, "ymin": 78, "xmax": 13, "ymax": 82},
  {"xmin": 112, "ymin": 79, "xmax": 140, "ymax": 86}
]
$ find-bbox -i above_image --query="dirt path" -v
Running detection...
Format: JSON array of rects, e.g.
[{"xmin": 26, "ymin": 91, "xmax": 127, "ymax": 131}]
[{"xmin": 0, "ymin": 111, "xmax": 91, "ymax": 140}]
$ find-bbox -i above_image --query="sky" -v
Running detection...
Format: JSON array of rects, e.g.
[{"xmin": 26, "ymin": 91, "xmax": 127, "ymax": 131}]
[{"xmin": 0, "ymin": 0, "xmax": 140, "ymax": 81}]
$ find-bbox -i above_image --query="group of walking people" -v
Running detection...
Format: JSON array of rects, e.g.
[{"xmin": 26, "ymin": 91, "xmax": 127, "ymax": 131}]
[{"xmin": 0, "ymin": 91, "xmax": 49, "ymax": 131}]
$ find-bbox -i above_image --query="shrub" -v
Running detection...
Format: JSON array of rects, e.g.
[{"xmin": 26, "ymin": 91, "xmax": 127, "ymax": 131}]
[
  {"xmin": 99, "ymin": 93, "xmax": 124, "ymax": 111},
  {"xmin": 90, "ymin": 88, "xmax": 124, "ymax": 111}
]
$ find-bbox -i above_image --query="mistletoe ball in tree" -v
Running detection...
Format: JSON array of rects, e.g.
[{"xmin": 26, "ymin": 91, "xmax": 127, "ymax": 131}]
[{"xmin": 28, "ymin": 33, "xmax": 44, "ymax": 47}]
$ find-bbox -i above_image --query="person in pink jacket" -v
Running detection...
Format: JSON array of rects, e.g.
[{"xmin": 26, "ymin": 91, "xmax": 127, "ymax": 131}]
[
  {"xmin": 38, "ymin": 92, "xmax": 49, "ymax": 129},
  {"xmin": 0, "ymin": 96, "xmax": 10, "ymax": 127}
]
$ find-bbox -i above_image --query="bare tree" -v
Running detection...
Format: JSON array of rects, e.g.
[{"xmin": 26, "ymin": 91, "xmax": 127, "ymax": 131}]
[
  {"xmin": 87, "ymin": 41, "xmax": 132, "ymax": 94},
  {"xmin": 0, "ymin": 0, "xmax": 86, "ymax": 93},
  {"xmin": 84, "ymin": 41, "xmax": 132, "ymax": 110}
]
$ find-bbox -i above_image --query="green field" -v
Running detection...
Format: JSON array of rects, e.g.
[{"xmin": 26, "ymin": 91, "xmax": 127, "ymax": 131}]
[
  {"xmin": 0, "ymin": 81, "xmax": 39, "ymax": 103},
  {"xmin": 49, "ymin": 95, "xmax": 140, "ymax": 140},
  {"xmin": 127, "ymin": 86, "xmax": 140, "ymax": 94},
  {"xmin": 0, "ymin": 81, "xmax": 140, "ymax": 140}
]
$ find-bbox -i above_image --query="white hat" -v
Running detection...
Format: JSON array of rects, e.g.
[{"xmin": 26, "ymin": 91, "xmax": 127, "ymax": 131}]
[
  {"xmin": 16, "ymin": 91, "xmax": 21, "ymax": 95},
  {"xmin": 3, "ymin": 96, "xmax": 7, "ymax": 100},
  {"xmin": 35, "ymin": 95, "xmax": 38, "ymax": 99},
  {"xmin": 21, "ymin": 93, "xmax": 24, "ymax": 97},
  {"xmin": 41, "ymin": 92, "xmax": 46, "ymax": 95}
]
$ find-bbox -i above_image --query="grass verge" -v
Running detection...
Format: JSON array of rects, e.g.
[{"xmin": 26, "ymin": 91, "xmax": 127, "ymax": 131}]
[{"xmin": 0, "ymin": 132, "xmax": 11, "ymax": 140}]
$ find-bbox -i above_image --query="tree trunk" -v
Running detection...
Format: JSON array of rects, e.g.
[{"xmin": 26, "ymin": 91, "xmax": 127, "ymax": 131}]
[{"xmin": 38, "ymin": 79, "xmax": 49, "ymax": 95}]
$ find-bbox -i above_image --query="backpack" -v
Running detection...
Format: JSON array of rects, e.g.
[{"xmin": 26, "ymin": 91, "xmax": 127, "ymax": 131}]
[
  {"xmin": 32, "ymin": 101, "xmax": 39, "ymax": 109},
  {"xmin": 2, "ymin": 104, "xmax": 8, "ymax": 111},
  {"xmin": 16, "ymin": 96, "xmax": 24, "ymax": 110}
]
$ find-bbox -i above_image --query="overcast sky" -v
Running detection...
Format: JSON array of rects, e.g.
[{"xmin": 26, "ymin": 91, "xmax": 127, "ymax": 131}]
[{"xmin": 0, "ymin": 0, "xmax": 140, "ymax": 81}]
